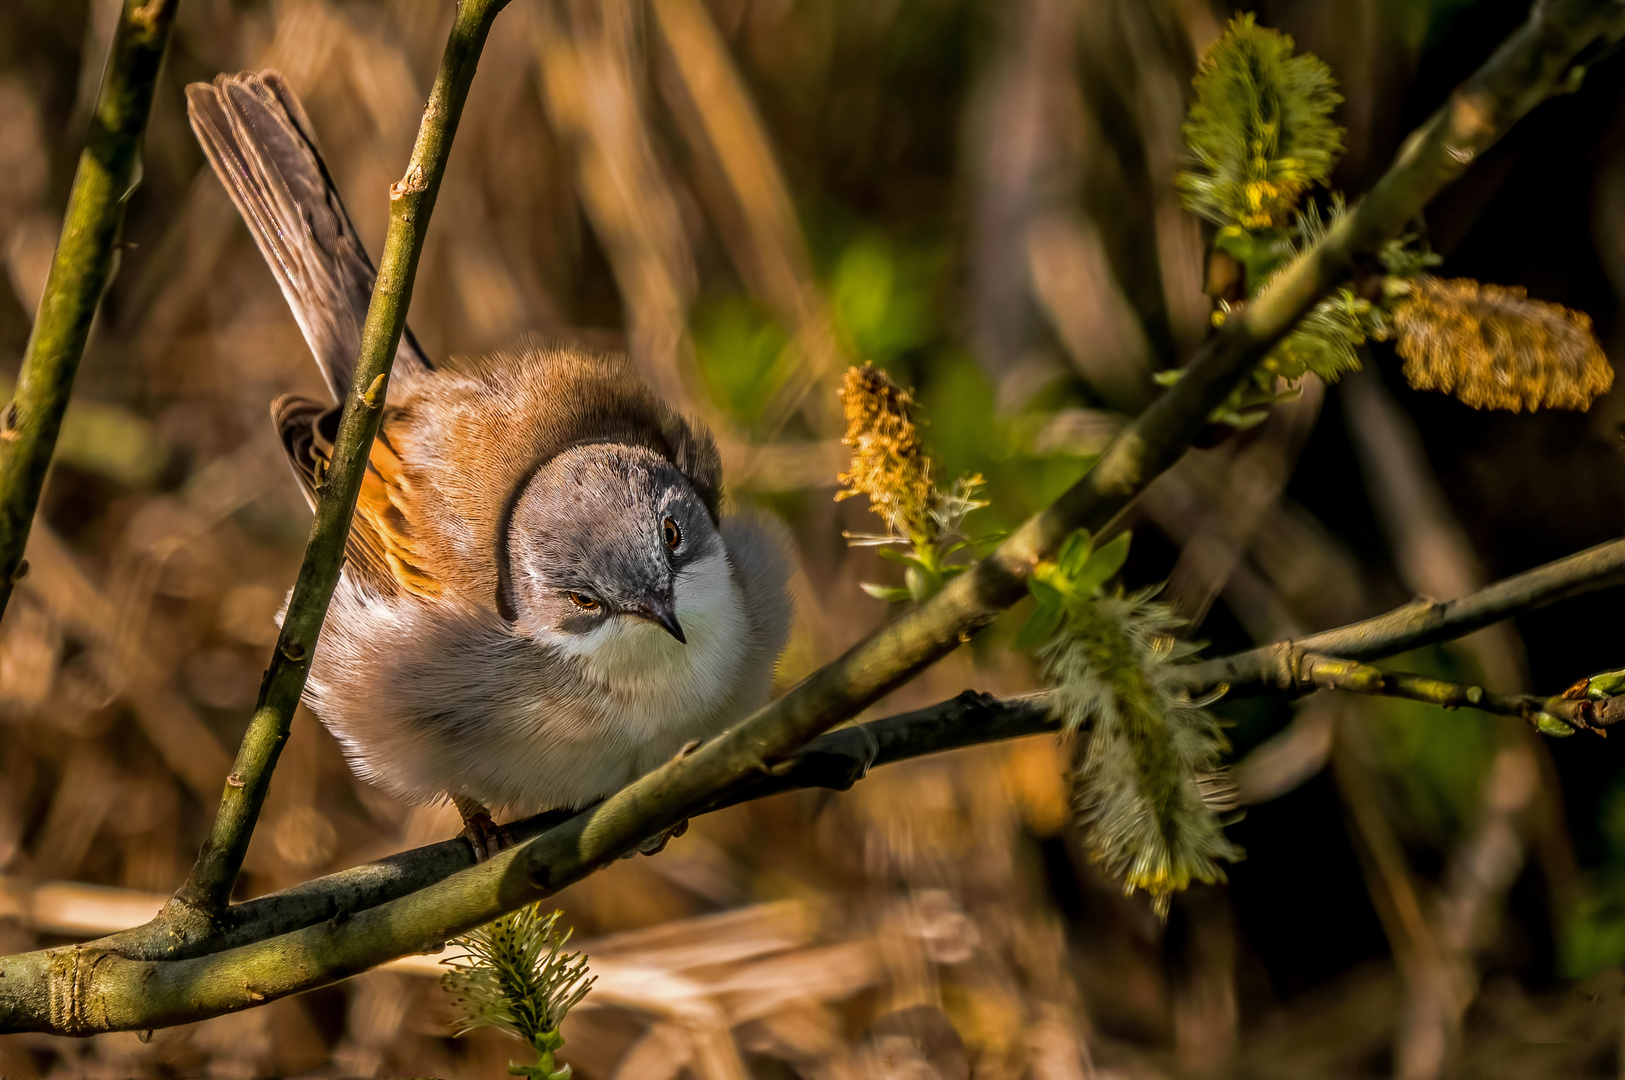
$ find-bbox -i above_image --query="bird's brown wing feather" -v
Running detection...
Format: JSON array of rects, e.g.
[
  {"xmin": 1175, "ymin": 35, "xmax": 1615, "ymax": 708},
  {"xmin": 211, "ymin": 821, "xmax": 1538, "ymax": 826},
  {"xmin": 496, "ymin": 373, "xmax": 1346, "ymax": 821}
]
[{"xmin": 272, "ymin": 395, "xmax": 440, "ymax": 599}]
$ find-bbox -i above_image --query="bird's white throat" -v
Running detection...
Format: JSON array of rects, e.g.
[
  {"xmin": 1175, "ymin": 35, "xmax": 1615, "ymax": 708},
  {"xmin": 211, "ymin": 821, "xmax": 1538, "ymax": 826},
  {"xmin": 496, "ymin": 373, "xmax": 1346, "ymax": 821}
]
[{"xmin": 556, "ymin": 551, "xmax": 750, "ymax": 729}]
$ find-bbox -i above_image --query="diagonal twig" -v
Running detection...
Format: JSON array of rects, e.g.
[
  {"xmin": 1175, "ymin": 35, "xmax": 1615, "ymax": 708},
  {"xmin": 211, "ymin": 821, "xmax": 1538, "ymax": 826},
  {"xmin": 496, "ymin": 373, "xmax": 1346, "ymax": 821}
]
[
  {"xmin": 14, "ymin": 515, "xmax": 1613, "ymax": 975},
  {"xmin": 1183, "ymin": 535, "xmax": 1625, "ymax": 698},
  {"xmin": 493, "ymin": 0, "xmax": 1625, "ymax": 915},
  {"xmin": 0, "ymin": 0, "xmax": 179, "ymax": 620},
  {"xmin": 1286, "ymin": 654, "xmax": 1612, "ymax": 733},
  {"xmin": 161, "ymin": 0, "xmax": 513, "ymax": 940},
  {"xmin": 138, "ymin": 523, "xmax": 1625, "ymax": 962}
]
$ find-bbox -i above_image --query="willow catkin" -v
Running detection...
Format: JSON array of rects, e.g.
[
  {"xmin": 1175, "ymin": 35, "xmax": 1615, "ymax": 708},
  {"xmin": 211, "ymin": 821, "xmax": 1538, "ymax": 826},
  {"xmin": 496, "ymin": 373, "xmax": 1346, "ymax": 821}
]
[
  {"xmin": 440, "ymin": 903, "xmax": 594, "ymax": 1044},
  {"xmin": 1177, "ymin": 14, "xmax": 1345, "ymax": 231},
  {"xmin": 835, "ymin": 363, "xmax": 935, "ymax": 546},
  {"xmin": 1392, "ymin": 277, "xmax": 1614, "ymax": 412},
  {"xmin": 1040, "ymin": 589, "xmax": 1240, "ymax": 918}
]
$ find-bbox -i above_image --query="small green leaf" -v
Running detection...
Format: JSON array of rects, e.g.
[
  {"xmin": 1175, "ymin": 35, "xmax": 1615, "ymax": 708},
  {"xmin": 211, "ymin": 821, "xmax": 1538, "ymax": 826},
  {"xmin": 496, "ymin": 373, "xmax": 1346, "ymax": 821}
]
[
  {"xmin": 1211, "ymin": 404, "xmax": 1274, "ymax": 430},
  {"xmin": 1535, "ymin": 713, "xmax": 1578, "ymax": 738},
  {"xmin": 1057, "ymin": 529, "xmax": 1093, "ymax": 579},
  {"xmin": 1015, "ymin": 603, "xmax": 1063, "ymax": 650},
  {"xmin": 511, "ymin": 1064, "xmax": 571, "ymax": 1080},
  {"xmin": 860, "ymin": 581, "xmax": 912, "ymax": 602},
  {"xmin": 1028, "ymin": 576, "xmax": 1064, "ymax": 607},
  {"xmin": 905, "ymin": 565, "xmax": 935, "ymax": 603},
  {"xmin": 1153, "ymin": 369, "xmax": 1184, "ymax": 387},
  {"xmin": 1585, "ymin": 668, "xmax": 1625, "ymax": 699},
  {"xmin": 876, "ymin": 547, "xmax": 920, "ymax": 566},
  {"xmin": 1213, "ymin": 225, "xmax": 1293, "ymax": 286},
  {"xmin": 1073, "ymin": 531, "xmax": 1132, "ymax": 596}
]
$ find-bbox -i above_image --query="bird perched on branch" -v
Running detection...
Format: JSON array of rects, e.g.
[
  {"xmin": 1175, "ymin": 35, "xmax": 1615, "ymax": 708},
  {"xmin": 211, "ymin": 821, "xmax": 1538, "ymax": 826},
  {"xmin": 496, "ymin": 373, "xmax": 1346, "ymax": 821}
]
[{"xmin": 186, "ymin": 71, "xmax": 794, "ymax": 858}]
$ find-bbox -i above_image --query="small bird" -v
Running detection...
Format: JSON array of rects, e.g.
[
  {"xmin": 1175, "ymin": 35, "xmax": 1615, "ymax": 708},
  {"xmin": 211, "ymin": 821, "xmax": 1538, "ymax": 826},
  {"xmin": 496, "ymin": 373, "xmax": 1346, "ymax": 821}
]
[{"xmin": 186, "ymin": 71, "xmax": 794, "ymax": 857}]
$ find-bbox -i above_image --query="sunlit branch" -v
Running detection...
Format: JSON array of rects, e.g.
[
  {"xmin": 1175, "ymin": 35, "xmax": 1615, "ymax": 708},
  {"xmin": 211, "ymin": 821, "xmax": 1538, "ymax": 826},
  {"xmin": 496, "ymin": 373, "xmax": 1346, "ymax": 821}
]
[
  {"xmin": 0, "ymin": 0, "xmax": 178, "ymax": 619},
  {"xmin": 105, "ymin": 531, "xmax": 1625, "ymax": 963},
  {"xmin": 1181, "ymin": 535, "xmax": 1625, "ymax": 698},
  {"xmin": 159, "ymin": 0, "xmax": 513, "ymax": 943},
  {"xmin": 1291, "ymin": 654, "xmax": 1613, "ymax": 734}
]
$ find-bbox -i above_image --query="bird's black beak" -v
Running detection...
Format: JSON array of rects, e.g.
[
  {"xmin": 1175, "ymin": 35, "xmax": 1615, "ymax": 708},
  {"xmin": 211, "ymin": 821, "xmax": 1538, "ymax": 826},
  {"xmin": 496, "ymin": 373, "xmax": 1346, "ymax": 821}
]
[{"xmin": 629, "ymin": 593, "xmax": 686, "ymax": 643}]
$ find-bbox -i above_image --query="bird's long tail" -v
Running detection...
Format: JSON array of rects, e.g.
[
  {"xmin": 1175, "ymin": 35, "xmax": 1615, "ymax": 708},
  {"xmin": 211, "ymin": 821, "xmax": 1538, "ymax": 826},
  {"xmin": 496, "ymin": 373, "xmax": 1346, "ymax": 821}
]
[{"xmin": 185, "ymin": 70, "xmax": 431, "ymax": 400}]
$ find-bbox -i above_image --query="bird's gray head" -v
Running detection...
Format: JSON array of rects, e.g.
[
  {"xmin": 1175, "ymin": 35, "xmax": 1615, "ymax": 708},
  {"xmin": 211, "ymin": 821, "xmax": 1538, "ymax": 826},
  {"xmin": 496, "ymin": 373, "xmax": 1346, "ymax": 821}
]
[{"xmin": 501, "ymin": 443, "xmax": 723, "ymax": 644}]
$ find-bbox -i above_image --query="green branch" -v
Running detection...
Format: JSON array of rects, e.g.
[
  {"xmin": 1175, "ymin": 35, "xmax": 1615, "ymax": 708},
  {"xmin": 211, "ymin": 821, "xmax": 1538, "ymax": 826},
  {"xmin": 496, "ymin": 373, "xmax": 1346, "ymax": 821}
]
[
  {"xmin": 85, "ymin": 692, "xmax": 1056, "ymax": 962},
  {"xmin": 1182, "ymin": 534, "xmax": 1625, "ymax": 698},
  {"xmin": 0, "ymin": 0, "xmax": 1617, "ymax": 1040},
  {"xmin": 0, "ymin": 692, "xmax": 1058, "ymax": 1032},
  {"xmin": 159, "ymin": 0, "xmax": 512, "ymax": 941},
  {"xmin": 0, "ymin": 530, "xmax": 1620, "ymax": 1028},
  {"xmin": 486, "ymin": 0, "xmax": 1625, "ymax": 910},
  {"xmin": 1291, "ymin": 654, "xmax": 1606, "ymax": 734},
  {"xmin": 91, "ymin": 532, "xmax": 1625, "ymax": 967},
  {"xmin": 0, "ymin": 0, "xmax": 178, "ymax": 619}
]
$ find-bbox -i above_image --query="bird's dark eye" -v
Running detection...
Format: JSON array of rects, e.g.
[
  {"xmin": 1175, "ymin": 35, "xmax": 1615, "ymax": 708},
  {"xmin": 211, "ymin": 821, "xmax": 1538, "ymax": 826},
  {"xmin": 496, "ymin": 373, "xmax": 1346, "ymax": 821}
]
[
  {"xmin": 663, "ymin": 516, "xmax": 682, "ymax": 551},
  {"xmin": 566, "ymin": 591, "xmax": 600, "ymax": 611}
]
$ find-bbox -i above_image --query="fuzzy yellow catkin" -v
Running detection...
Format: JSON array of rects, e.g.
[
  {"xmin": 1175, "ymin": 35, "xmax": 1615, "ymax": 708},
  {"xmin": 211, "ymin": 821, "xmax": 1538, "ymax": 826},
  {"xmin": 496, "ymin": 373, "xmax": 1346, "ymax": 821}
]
[
  {"xmin": 1392, "ymin": 277, "xmax": 1614, "ymax": 412},
  {"xmin": 1177, "ymin": 14, "xmax": 1344, "ymax": 231},
  {"xmin": 836, "ymin": 364, "xmax": 935, "ymax": 546}
]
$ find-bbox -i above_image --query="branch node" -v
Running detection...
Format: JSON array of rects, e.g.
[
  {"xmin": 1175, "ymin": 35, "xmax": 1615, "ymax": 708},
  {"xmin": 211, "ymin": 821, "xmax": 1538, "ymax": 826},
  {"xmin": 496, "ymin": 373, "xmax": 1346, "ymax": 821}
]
[
  {"xmin": 390, "ymin": 163, "xmax": 428, "ymax": 199},
  {"xmin": 361, "ymin": 373, "xmax": 388, "ymax": 409}
]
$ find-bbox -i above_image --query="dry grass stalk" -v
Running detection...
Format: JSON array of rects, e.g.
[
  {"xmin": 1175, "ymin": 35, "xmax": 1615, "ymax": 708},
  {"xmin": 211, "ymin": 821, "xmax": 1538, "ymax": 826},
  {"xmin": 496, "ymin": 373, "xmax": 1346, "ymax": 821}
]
[
  {"xmin": 649, "ymin": 0, "xmax": 849, "ymax": 430},
  {"xmin": 531, "ymin": 0, "xmax": 699, "ymax": 411}
]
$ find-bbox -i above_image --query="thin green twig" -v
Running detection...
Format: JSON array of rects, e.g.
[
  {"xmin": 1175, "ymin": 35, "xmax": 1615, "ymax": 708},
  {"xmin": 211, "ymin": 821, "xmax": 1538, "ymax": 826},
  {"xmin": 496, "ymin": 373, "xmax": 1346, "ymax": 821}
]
[
  {"xmin": 1294, "ymin": 654, "xmax": 1601, "ymax": 734},
  {"xmin": 1181, "ymin": 534, "xmax": 1625, "ymax": 698},
  {"xmin": 94, "ymin": 530, "xmax": 1625, "ymax": 966},
  {"xmin": 0, "ymin": 0, "xmax": 178, "ymax": 620},
  {"xmin": 499, "ymin": 0, "xmax": 1625, "ymax": 905}
]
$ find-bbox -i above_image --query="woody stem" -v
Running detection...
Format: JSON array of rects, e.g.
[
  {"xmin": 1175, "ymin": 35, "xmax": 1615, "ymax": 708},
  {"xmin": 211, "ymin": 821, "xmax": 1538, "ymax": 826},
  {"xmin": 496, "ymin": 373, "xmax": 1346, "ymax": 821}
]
[{"xmin": 0, "ymin": 0, "xmax": 179, "ymax": 619}]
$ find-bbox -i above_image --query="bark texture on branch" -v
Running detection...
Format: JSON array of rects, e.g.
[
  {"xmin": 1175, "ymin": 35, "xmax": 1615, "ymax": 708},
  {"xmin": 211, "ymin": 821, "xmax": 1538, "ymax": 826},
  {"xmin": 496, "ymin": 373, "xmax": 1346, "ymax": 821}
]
[
  {"xmin": 1182, "ymin": 535, "xmax": 1625, "ymax": 698},
  {"xmin": 107, "ymin": 534, "xmax": 1625, "ymax": 967}
]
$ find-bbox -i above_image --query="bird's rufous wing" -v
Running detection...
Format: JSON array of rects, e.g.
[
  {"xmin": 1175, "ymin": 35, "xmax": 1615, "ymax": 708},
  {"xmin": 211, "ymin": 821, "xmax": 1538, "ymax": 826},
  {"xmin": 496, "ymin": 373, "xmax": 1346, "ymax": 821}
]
[{"xmin": 271, "ymin": 394, "xmax": 440, "ymax": 600}]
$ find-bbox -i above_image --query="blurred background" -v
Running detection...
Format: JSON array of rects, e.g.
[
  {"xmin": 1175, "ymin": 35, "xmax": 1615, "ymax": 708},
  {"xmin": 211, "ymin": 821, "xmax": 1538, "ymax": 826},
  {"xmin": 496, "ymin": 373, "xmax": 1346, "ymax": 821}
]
[{"xmin": 1, "ymin": 0, "xmax": 1624, "ymax": 1076}]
